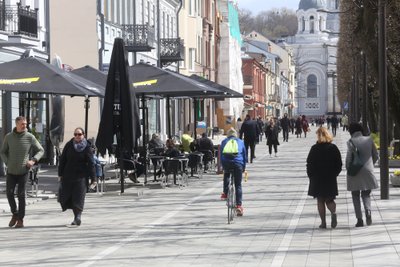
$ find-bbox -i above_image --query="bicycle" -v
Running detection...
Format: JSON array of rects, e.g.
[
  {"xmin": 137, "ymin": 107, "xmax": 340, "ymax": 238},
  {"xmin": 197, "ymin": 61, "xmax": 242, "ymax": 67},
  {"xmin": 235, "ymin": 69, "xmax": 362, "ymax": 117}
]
[{"xmin": 226, "ymin": 168, "xmax": 236, "ymax": 224}]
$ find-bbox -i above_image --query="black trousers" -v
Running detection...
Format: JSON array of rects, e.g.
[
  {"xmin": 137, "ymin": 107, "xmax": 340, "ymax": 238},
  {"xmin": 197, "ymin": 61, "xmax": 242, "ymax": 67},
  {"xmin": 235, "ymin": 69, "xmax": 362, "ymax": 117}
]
[
  {"xmin": 244, "ymin": 140, "xmax": 256, "ymax": 162},
  {"xmin": 268, "ymin": 144, "xmax": 278, "ymax": 154},
  {"xmin": 282, "ymin": 129, "xmax": 289, "ymax": 141},
  {"xmin": 6, "ymin": 173, "xmax": 28, "ymax": 219}
]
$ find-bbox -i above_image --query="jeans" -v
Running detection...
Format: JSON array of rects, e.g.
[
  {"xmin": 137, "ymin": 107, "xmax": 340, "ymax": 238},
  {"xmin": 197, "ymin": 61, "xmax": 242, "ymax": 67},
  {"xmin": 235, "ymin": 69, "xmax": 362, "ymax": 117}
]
[
  {"xmin": 223, "ymin": 162, "xmax": 243, "ymax": 206},
  {"xmin": 6, "ymin": 173, "xmax": 28, "ymax": 219}
]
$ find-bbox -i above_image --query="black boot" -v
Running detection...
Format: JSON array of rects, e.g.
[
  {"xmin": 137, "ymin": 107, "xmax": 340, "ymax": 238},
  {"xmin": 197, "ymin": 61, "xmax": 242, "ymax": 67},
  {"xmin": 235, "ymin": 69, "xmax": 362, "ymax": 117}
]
[
  {"xmin": 366, "ymin": 210, "xmax": 372, "ymax": 226},
  {"xmin": 355, "ymin": 218, "xmax": 364, "ymax": 227},
  {"xmin": 72, "ymin": 208, "xmax": 82, "ymax": 226}
]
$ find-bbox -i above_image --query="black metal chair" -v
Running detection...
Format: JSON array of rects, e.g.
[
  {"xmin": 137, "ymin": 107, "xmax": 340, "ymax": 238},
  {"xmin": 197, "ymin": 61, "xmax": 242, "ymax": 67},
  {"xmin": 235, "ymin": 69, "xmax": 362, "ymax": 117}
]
[{"xmin": 188, "ymin": 152, "xmax": 204, "ymax": 179}]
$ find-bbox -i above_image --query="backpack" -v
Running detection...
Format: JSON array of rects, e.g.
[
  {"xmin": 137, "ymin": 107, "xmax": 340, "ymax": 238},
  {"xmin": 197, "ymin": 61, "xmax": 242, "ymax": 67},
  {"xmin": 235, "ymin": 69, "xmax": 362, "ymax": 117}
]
[
  {"xmin": 223, "ymin": 138, "xmax": 239, "ymax": 157},
  {"xmin": 347, "ymin": 139, "xmax": 364, "ymax": 176}
]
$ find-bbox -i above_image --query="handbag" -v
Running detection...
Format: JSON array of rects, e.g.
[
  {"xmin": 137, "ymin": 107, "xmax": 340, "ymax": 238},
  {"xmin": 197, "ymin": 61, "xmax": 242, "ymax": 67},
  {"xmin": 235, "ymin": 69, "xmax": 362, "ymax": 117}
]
[{"xmin": 347, "ymin": 139, "xmax": 364, "ymax": 176}]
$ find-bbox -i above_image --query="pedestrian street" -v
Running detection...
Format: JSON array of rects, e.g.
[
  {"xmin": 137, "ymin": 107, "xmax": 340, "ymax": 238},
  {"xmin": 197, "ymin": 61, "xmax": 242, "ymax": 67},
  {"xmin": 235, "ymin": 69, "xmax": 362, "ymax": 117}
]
[{"xmin": 1, "ymin": 126, "xmax": 400, "ymax": 266}]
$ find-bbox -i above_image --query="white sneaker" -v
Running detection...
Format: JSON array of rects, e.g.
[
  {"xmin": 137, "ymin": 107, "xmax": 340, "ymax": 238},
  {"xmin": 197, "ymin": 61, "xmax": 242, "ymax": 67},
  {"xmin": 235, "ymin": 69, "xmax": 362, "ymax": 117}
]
[
  {"xmin": 275, "ymin": 153, "xmax": 278, "ymax": 157},
  {"xmin": 270, "ymin": 154, "xmax": 272, "ymax": 157}
]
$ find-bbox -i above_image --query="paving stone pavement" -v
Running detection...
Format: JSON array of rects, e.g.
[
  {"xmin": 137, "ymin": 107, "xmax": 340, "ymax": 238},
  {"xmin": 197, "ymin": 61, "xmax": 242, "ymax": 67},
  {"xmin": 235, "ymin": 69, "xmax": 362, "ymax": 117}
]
[{"xmin": 0, "ymin": 127, "xmax": 400, "ymax": 266}]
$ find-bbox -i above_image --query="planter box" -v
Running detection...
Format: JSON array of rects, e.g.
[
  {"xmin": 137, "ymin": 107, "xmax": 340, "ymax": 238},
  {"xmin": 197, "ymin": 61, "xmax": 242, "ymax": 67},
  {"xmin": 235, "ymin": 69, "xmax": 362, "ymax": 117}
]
[
  {"xmin": 390, "ymin": 174, "xmax": 400, "ymax": 187},
  {"xmin": 389, "ymin": 160, "xmax": 400, "ymax": 168}
]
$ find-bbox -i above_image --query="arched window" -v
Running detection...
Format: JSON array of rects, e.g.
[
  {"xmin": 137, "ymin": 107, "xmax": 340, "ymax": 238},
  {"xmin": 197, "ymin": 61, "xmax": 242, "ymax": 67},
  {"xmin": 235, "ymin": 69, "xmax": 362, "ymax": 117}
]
[
  {"xmin": 309, "ymin": 16, "xmax": 315, "ymax": 33},
  {"xmin": 302, "ymin": 17, "xmax": 305, "ymax": 32},
  {"xmin": 307, "ymin": 74, "xmax": 318, "ymax": 98}
]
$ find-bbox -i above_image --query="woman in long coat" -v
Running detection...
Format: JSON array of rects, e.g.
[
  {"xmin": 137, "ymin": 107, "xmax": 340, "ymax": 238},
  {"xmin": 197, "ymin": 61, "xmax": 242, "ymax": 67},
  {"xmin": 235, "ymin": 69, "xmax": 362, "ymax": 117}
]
[
  {"xmin": 346, "ymin": 123, "xmax": 378, "ymax": 227},
  {"xmin": 265, "ymin": 119, "xmax": 280, "ymax": 157},
  {"xmin": 307, "ymin": 127, "xmax": 342, "ymax": 229},
  {"xmin": 58, "ymin": 127, "xmax": 95, "ymax": 226}
]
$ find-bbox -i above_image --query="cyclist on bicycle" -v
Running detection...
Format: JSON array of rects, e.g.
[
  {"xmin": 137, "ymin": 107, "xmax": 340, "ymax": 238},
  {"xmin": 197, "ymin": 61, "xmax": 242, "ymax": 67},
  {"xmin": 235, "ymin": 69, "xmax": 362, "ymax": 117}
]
[{"xmin": 220, "ymin": 128, "xmax": 247, "ymax": 216}]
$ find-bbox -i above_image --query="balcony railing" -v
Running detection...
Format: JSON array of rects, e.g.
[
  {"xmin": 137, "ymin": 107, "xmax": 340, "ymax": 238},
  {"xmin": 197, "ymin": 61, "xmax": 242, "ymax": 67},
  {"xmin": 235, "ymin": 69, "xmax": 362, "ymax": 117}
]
[
  {"xmin": 122, "ymin": 24, "xmax": 155, "ymax": 52},
  {"xmin": 0, "ymin": 2, "xmax": 38, "ymax": 38},
  {"xmin": 160, "ymin": 38, "xmax": 184, "ymax": 65}
]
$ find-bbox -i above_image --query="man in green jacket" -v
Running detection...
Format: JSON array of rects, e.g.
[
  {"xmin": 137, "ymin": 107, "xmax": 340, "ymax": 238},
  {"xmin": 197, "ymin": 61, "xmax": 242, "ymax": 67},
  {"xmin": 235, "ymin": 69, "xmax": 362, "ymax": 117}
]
[{"xmin": 0, "ymin": 116, "xmax": 44, "ymax": 228}]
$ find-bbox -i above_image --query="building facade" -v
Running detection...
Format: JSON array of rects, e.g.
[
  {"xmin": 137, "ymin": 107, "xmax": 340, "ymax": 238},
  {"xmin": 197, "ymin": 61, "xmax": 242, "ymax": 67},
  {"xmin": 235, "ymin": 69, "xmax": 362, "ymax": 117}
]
[{"xmin": 286, "ymin": 0, "xmax": 340, "ymax": 118}]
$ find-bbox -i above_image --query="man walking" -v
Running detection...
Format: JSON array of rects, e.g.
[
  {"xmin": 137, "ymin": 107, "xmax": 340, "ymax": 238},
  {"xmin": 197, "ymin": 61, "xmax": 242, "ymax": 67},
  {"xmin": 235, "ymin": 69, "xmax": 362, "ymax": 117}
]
[
  {"xmin": 239, "ymin": 115, "xmax": 260, "ymax": 163},
  {"xmin": 0, "ymin": 116, "xmax": 44, "ymax": 228},
  {"xmin": 280, "ymin": 113, "xmax": 290, "ymax": 142}
]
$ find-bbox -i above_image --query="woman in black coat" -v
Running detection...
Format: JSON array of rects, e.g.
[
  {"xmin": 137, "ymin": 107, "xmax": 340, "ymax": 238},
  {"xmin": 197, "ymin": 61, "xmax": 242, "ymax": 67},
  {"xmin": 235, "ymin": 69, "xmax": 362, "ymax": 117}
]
[
  {"xmin": 306, "ymin": 127, "xmax": 342, "ymax": 229},
  {"xmin": 265, "ymin": 119, "xmax": 280, "ymax": 157},
  {"xmin": 58, "ymin": 127, "xmax": 95, "ymax": 226}
]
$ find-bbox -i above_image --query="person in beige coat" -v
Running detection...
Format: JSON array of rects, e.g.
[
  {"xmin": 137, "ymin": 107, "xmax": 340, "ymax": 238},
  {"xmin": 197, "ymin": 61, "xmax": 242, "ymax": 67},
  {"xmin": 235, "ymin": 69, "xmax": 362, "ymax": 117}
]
[{"xmin": 346, "ymin": 123, "xmax": 379, "ymax": 227}]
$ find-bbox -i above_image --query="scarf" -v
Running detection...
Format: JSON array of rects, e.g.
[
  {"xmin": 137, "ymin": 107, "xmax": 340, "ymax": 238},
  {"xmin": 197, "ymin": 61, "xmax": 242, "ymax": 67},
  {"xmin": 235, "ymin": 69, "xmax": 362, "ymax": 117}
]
[{"xmin": 74, "ymin": 138, "xmax": 88, "ymax": 152}]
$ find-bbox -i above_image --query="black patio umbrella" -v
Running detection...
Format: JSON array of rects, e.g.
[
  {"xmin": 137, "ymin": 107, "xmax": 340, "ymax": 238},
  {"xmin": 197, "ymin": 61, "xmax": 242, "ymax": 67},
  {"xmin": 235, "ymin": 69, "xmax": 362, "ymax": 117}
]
[
  {"xmin": 96, "ymin": 38, "xmax": 141, "ymax": 193},
  {"xmin": 189, "ymin": 74, "xmax": 243, "ymax": 99},
  {"xmin": 129, "ymin": 62, "xmax": 223, "ymax": 138},
  {"xmin": 129, "ymin": 63, "xmax": 222, "ymax": 97},
  {"xmin": 71, "ymin": 65, "xmax": 107, "ymax": 87},
  {"xmin": 0, "ymin": 57, "xmax": 105, "ymax": 136},
  {"xmin": 0, "ymin": 57, "xmax": 104, "ymax": 97},
  {"xmin": 71, "ymin": 65, "xmax": 108, "ymax": 134}
]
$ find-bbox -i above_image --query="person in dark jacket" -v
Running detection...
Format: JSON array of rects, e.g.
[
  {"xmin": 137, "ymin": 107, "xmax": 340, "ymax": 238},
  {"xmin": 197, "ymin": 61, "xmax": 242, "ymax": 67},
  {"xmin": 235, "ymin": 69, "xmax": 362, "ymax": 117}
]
[
  {"xmin": 58, "ymin": 127, "xmax": 95, "ymax": 227},
  {"xmin": 280, "ymin": 113, "xmax": 290, "ymax": 142},
  {"xmin": 295, "ymin": 116, "xmax": 303, "ymax": 138},
  {"xmin": 265, "ymin": 119, "xmax": 280, "ymax": 157},
  {"xmin": 239, "ymin": 114, "xmax": 260, "ymax": 163},
  {"xmin": 307, "ymin": 127, "xmax": 342, "ymax": 229}
]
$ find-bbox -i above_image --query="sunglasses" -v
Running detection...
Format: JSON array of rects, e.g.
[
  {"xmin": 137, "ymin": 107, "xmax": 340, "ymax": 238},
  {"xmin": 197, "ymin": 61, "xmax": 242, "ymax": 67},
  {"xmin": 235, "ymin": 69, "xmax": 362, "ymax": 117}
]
[{"xmin": 74, "ymin": 133, "xmax": 83, "ymax": 136}]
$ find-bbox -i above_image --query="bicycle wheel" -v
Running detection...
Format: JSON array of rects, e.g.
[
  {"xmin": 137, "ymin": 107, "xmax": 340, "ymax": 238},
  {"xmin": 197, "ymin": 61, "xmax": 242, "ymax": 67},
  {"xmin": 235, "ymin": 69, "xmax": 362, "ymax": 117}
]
[{"xmin": 227, "ymin": 181, "xmax": 235, "ymax": 224}]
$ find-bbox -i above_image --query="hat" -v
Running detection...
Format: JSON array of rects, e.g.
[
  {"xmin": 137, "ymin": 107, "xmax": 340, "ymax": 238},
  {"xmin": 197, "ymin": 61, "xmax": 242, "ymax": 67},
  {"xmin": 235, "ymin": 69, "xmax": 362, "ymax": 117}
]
[{"xmin": 227, "ymin": 127, "xmax": 237, "ymax": 137}]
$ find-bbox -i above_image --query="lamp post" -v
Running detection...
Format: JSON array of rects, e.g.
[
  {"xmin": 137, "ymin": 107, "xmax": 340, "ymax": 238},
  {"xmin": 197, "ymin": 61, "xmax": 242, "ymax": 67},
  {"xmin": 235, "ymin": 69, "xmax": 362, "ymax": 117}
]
[{"xmin": 378, "ymin": 0, "xmax": 389, "ymax": 199}]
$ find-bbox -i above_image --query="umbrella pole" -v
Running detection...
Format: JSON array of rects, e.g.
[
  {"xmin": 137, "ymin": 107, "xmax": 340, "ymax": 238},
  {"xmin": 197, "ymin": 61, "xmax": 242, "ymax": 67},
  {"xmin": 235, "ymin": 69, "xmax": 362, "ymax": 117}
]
[
  {"xmin": 84, "ymin": 96, "xmax": 90, "ymax": 137},
  {"xmin": 166, "ymin": 96, "xmax": 171, "ymax": 138},
  {"xmin": 117, "ymin": 131, "xmax": 125, "ymax": 194},
  {"xmin": 141, "ymin": 95, "xmax": 147, "ymax": 183},
  {"xmin": 193, "ymin": 98, "xmax": 197, "ymax": 139}
]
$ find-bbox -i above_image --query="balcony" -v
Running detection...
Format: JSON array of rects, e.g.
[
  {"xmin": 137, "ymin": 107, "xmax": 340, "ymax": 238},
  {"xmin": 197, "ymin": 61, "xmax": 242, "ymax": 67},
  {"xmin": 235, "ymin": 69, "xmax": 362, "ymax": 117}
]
[
  {"xmin": 160, "ymin": 38, "xmax": 184, "ymax": 65},
  {"xmin": 0, "ymin": 2, "xmax": 38, "ymax": 38},
  {"xmin": 122, "ymin": 24, "xmax": 155, "ymax": 52}
]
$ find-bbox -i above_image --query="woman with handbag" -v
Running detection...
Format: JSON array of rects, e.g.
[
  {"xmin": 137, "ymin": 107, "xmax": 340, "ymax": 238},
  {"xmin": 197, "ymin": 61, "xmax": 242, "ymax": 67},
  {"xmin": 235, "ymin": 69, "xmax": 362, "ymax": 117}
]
[
  {"xmin": 58, "ymin": 127, "xmax": 95, "ymax": 227},
  {"xmin": 346, "ymin": 123, "xmax": 379, "ymax": 227},
  {"xmin": 307, "ymin": 127, "xmax": 342, "ymax": 229}
]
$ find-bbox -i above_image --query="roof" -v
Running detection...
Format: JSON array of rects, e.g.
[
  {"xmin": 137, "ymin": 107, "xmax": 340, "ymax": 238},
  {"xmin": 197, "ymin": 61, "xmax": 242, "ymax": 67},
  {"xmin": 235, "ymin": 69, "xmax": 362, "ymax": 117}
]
[{"xmin": 299, "ymin": 0, "xmax": 326, "ymax": 10}]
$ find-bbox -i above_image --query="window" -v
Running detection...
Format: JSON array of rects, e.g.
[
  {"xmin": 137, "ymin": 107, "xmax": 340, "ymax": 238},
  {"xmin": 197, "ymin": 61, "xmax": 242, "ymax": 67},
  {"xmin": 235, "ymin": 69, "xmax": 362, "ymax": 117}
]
[
  {"xmin": 307, "ymin": 74, "xmax": 318, "ymax": 98},
  {"xmin": 189, "ymin": 48, "xmax": 195, "ymax": 71},
  {"xmin": 302, "ymin": 17, "xmax": 305, "ymax": 32},
  {"xmin": 309, "ymin": 16, "xmax": 315, "ymax": 33},
  {"xmin": 189, "ymin": 0, "xmax": 195, "ymax": 16}
]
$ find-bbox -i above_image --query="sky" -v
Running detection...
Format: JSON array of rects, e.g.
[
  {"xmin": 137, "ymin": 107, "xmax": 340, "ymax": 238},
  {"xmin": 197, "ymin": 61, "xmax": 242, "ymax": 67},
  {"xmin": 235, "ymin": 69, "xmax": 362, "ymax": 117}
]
[{"xmin": 235, "ymin": 0, "xmax": 299, "ymax": 15}]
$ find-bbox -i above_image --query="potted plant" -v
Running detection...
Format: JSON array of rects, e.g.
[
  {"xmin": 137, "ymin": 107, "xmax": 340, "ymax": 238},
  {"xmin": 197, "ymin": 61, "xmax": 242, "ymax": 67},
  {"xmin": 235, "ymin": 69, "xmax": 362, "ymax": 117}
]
[
  {"xmin": 390, "ymin": 170, "xmax": 400, "ymax": 186},
  {"xmin": 389, "ymin": 154, "xmax": 400, "ymax": 168}
]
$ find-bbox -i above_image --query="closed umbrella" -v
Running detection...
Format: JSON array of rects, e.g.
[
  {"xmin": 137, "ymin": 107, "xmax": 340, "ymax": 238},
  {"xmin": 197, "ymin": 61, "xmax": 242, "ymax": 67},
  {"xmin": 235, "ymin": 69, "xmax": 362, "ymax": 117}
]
[{"xmin": 96, "ymin": 38, "xmax": 141, "ymax": 193}]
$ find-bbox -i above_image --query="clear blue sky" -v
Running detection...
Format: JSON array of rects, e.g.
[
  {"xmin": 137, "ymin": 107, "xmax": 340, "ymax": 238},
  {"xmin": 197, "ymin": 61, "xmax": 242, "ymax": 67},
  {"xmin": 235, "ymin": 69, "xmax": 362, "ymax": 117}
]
[{"xmin": 236, "ymin": 0, "xmax": 299, "ymax": 14}]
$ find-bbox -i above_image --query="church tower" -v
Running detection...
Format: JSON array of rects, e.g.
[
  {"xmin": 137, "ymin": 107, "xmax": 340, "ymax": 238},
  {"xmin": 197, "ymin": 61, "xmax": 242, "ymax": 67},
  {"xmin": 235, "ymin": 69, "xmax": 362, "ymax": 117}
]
[{"xmin": 286, "ymin": 0, "xmax": 340, "ymax": 118}]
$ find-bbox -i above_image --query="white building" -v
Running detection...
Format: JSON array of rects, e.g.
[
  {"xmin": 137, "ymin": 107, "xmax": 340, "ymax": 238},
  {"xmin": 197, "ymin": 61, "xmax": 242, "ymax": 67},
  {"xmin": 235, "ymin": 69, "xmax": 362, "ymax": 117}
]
[{"xmin": 286, "ymin": 0, "xmax": 340, "ymax": 118}]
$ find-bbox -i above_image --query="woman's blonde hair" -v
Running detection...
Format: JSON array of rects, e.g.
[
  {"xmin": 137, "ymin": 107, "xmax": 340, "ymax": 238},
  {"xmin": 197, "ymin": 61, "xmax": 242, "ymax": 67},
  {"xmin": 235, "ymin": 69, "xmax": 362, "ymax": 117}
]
[{"xmin": 316, "ymin": 127, "xmax": 333, "ymax": 143}]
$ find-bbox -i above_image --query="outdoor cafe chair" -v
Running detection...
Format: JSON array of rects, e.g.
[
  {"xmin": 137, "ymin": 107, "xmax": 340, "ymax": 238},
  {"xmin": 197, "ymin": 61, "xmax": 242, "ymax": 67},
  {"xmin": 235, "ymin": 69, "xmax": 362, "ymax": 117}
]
[{"xmin": 161, "ymin": 157, "xmax": 188, "ymax": 188}]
